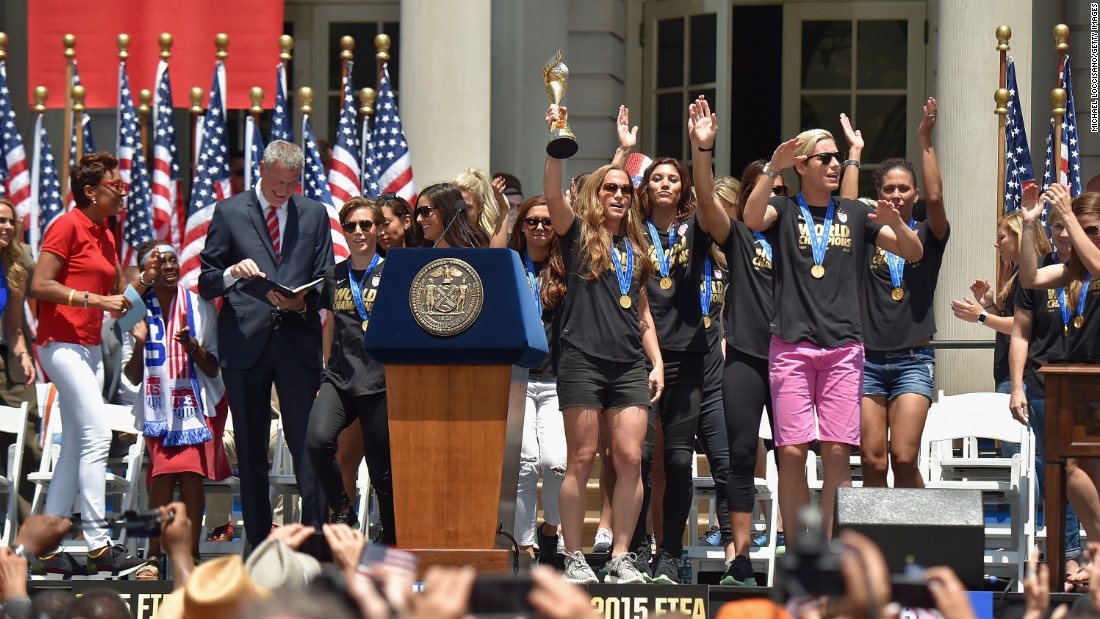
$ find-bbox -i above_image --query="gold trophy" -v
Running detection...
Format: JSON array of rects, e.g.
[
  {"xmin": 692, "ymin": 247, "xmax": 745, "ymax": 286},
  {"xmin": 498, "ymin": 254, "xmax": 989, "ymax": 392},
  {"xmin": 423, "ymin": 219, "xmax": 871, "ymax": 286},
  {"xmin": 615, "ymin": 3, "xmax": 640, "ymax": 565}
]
[{"xmin": 544, "ymin": 50, "xmax": 578, "ymax": 159}]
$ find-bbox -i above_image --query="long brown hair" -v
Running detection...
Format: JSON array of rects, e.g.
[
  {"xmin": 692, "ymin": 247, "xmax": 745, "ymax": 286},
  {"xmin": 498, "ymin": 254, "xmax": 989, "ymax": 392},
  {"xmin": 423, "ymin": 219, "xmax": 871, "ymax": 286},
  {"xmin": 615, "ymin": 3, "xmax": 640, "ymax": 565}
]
[
  {"xmin": 997, "ymin": 210, "xmax": 1050, "ymax": 308},
  {"xmin": 1067, "ymin": 192, "xmax": 1100, "ymax": 303},
  {"xmin": 376, "ymin": 194, "xmax": 422, "ymax": 249},
  {"xmin": 636, "ymin": 157, "xmax": 696, "ymax": 223},
  {"xmin": 573, "ymin": 164, "xmax": 653, "ymax": 283},
  {"xmin": 508, "ymin": 196, "xmax": 566, "ymax": 311},
  {"xmin": 0, "ymin": 200, "xmax": 27, "ymax": 302}
]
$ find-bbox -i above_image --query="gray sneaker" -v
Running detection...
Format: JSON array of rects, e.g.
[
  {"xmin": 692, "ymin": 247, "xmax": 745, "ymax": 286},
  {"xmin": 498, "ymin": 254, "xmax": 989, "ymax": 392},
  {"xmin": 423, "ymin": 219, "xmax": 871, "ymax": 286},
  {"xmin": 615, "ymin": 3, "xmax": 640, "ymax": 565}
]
[
  {"xmin": 650, "ymin": 550, "xmax": 680, "ymax": 584},
  {"xmin": 592, "ymin": 527, "xmax": 613, "ymax": 553},
  {"xmin": 563, "ymin": 551, "xmax": 598, "ymax": 584},
  {"xmin": 606, "ymin": 552, "xmax": 647, "ymax": 584}
]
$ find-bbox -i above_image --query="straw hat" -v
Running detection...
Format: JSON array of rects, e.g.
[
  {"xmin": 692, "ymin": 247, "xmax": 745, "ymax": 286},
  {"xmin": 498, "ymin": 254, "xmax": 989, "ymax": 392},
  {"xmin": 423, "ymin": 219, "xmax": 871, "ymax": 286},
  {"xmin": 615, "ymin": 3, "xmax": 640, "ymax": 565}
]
[
  {"xmin": 156, "ymin": 555, "xmax": 270, "ymax": 619},
  {"xmin": 245, "ymin": 539, "xmax": 322, "ymax": 590}
]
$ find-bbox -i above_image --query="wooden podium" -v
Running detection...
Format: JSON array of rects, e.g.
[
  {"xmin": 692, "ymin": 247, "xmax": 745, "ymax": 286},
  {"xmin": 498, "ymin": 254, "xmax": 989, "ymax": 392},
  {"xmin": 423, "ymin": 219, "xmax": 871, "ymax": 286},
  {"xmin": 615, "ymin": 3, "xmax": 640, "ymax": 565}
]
[
  {"xmin": 363, "ymin": 248, "xmax": 549, "ymax": 573},
  {"xmin": 1041, "ymin": 364, "xmax": 1100, "ymax": 591}
]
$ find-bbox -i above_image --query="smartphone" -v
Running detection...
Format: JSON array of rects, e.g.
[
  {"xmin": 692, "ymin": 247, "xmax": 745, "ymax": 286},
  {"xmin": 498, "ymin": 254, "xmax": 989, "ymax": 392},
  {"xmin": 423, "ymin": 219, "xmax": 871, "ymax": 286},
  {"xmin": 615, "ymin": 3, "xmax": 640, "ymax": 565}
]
[
  {"xmin": 468, "ymin": 574, "xmax": 534, "ymax": 617},
  {"xmin": 298, "ymin": 532, "xmax": 334, "ymax": 563}
]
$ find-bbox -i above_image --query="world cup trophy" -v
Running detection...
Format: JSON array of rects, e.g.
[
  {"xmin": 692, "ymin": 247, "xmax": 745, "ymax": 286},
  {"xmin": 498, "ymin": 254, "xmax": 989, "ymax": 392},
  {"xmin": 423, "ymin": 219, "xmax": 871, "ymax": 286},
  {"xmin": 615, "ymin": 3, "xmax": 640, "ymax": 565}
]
[{"xmin": 544, "ymin": 50, "xmax": 578, "ymax": 159}]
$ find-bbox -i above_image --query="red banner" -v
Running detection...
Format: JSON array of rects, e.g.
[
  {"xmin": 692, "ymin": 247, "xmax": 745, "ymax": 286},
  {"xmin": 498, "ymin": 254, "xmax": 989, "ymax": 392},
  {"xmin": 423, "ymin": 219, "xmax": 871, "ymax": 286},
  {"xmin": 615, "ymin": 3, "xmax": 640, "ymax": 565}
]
[{"xmin": 27, "ymin": 0, "xmax": 283, "ymax": 110}]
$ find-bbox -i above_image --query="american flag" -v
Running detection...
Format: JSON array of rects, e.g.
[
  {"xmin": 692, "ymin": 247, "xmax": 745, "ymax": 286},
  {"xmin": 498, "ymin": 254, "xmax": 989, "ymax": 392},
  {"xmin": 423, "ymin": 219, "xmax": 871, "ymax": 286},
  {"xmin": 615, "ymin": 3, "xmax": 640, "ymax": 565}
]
[
  {"xmin": 28, "ymin": 111, "xmax": 63, "ymax": 258},
  {"xmin": 66, "ymin": 62, "xmax": 96, "ymax": 209},
  {"xmin": 1043, "ymin": 55, "xmax": 1082, "ymax": 244},
  {"xmin": 361, "ymin": 110, "xmax": 379, "ymax": 198},
  {"xmin": 244, "ymin": 113, "xmax": 263, "ymax": 191},
  {"xmin": 1003, "ymin": 58, "xmax": 1034, "ymax": 214},
  {"xmin": 327, "ymin": 60, "xmax": 361, "ymax": 210},
  {"xmin": 372, "ymin": 64, "xmax": 415, "ymax": 200},
  {"xmin": 271, "ymin": 62, "xmax": 292, "ymax": 144},
  {"xmin": 152, "ymin": 59, "xmax": 183, "ymax": 247},
  {"xmin": 180, "ymin": 61, "xmax": 230, "ymax": 291},
  {"xmin": 0, "ymin": 60, "xmax": 30, "ymax": 221},
  {"xmin": 301, "ymin": 115, "xmax": 349, "ymax": 260},
  {"xmin": 117, "ymin": 62, "xmax": 155, "ymax": 266}
]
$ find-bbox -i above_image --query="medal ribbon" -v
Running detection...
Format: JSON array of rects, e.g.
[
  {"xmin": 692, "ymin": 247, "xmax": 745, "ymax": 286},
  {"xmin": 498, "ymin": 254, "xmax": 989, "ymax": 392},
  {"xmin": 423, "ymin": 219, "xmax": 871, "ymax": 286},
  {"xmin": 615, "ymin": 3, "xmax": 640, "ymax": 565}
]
[
  {"xmin": 1058, "ymin": 287, "xmax": 1071, "ymax": 333},
  {"xmin": 348, "ymin": 253, "xmax": 382, "ymax": 323},
  {"xmin": 884, "ymin": 218, "xmax": 916, "ymax": 290},
  {"xmin": 610, "ymin": 238, "xmax": 634, "ymax": 301},
  {"xmin": 1076, "ymin": 273, "xmax": 1093, "ymax": 323},
  {"xmin": 796, "ymin": 193, "xmax": 834, "ymax": 269},
  {"xmin": 646, "ymin": 219, "xmax": 678, "ymax": 281},
  {"xmin": 700, "ymin": 255, "xmax": 713, "ymax": 319},
  {"xmin": 752, "ymin": 231, "xmax": 772, "ymax": 263},
  {"xmin": 524, "ymin": 252, "xmax": 543, "ymax": 316}
]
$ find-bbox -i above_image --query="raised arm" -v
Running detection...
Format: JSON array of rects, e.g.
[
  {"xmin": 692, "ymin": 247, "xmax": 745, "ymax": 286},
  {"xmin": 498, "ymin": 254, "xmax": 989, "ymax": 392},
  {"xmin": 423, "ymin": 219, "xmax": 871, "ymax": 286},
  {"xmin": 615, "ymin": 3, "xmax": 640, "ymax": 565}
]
[
  {"xmin": 919, "ymin": 98, "xmax": 948, "ymax": 241},
  {"xmin": 869, "ymin": 199, "xmax": 923, "ymax": 261},
  {"xmin": 544, "ymin": 105, "xmax": 576, "ymax": 235},
  {"xmin": 688, "ymin": 96, "xmax": 729, "ymax": 243},
  {"xmin": 838, "ymin": 113, "xmax": 863, "ymax": 201},
  {"xmin": 1046, "ymin": 183, "xmax": 1100, "ymax": 277},
  {"xmin": 611, "ymin": 105, "xmax": 638, "ymax": 168},
  {"xmin": 1019, "ymin": 185, "xmax": 1068, "ymax": 289},
  {"xmin": 744, "ymin": 139, "xmax": 801, "ymax": 231},
  {"xmin": 488, "ymin": 175, "xmax": 511, "ymax": 248}
]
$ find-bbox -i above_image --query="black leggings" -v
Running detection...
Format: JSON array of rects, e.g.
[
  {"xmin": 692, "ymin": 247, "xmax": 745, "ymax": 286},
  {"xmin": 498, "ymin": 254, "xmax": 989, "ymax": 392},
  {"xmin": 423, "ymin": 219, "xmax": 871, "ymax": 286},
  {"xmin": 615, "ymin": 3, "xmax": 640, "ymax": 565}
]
[
  {"xmin": 722, "ymin": 347, "xmax": 771, "ymax": 514},
  {"xmin": 306, "ymin": 381, "xmax": 396, "ymax": 544},
  {"xmin": 696, "ymin": 387, "xmax": 732, "ymax": 543}
]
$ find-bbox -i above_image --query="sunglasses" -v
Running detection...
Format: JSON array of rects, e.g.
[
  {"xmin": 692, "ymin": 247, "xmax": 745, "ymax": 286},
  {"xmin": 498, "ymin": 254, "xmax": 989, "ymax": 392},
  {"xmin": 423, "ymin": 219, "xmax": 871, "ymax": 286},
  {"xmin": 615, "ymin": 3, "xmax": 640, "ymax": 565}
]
[
  {"xmin": 601, "ymin": 182, "xmax": 632, "ymax": 195},
  {"xmin": 772, "ymin": 185, "xmax": 789, "ymax": 196},
  {"xmin": 414, "ymin": 206, "xmax": 438, "ymax": 219},
  {"xmin": 377, "ymin": 192, "xmax": 398, "ymax": 201},
  {"xmin": 97, "ymin": 180, "xmax": 130, "ymax": 194},
  {"xmin": 523, "ymin": 217, "xmax": 554, "ymax": 230},
  {"xmin": 341, "ymin": 220, "xmax": 377, "ymax": 233},
  {"xmin": 1085, "ymin": 225, "xmax": 1100, "ymax": 237},
  {"xmin": 808, "ymin": 152, "xmax": 842, "ymax": 165}
]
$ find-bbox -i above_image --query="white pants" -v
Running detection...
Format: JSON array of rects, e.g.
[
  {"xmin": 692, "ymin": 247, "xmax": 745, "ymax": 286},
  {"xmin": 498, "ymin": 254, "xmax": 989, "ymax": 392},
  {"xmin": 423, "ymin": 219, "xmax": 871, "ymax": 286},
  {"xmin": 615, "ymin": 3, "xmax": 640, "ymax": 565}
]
[
  {"xmin": 39, "ymin": 341, "xmax": 110, "ymax": 548},
  {"xmin": 514, "ymin": 378, "xmax": 567, "ymax": 546}
]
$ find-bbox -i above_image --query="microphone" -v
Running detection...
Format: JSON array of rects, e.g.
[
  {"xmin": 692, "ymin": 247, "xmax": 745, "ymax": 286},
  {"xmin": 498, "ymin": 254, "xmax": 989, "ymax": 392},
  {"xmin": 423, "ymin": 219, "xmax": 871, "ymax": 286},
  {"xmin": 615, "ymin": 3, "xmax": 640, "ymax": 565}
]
[{"xmin": 433, "ymin": 199, "xmax": 468, "ymax": 248}]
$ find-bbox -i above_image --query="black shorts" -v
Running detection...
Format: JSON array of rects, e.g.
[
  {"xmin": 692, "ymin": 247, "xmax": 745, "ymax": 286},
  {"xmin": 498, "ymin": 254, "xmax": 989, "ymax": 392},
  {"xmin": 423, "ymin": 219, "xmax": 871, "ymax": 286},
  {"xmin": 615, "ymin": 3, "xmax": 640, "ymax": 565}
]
[{"xmin": 556, "ymin": 344, "xmax": 650, "ymax": 410}]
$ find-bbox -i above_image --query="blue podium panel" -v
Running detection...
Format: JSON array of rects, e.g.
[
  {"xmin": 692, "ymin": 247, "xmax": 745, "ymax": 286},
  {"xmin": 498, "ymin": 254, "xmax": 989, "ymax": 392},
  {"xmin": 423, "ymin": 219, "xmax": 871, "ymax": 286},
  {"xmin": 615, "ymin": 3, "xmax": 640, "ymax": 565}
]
[{"xmin": 363, "ymin": 248, "xmax": 549, "ymax": 368}]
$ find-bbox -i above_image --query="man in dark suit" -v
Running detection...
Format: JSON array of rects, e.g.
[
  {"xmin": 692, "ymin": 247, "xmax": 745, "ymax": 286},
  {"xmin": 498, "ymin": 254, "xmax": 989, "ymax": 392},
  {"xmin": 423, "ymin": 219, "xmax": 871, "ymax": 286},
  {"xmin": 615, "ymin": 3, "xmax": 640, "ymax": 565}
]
[{"xmin": 199, "ymin": 140, "xmax": 334, "ymax": 546}]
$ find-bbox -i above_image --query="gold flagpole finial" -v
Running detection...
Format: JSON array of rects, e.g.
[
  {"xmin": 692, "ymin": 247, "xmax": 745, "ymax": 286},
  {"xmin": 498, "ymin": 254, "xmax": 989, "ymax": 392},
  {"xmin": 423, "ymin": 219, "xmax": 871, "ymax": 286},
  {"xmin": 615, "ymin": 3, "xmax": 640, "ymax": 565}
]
[
  {"xmin": 190, "ymin": 87, "xmax": 205, "ymax": 114},
  {"xmin": 63, "ymin": 34, "xmax": 76, "ymax": 59},
  {"xmin": 215, "ymin": 33, "xmax": 229, "ymax": 60},
  {"xmin": 341, "ymin": 36, "xmax": 354, "ymax": 61},
  {"xmin": 1054, "ymin": 24, "xmax": 1069, "ymax": 51},
  {"xmin": 359, "ymin": 88, "xmax": 376, "ymax": 117},
  {"xmin": 159, "ymin": 33, "xmax": 173, "ymax": 60},
  {"xmin": 298, "ymin": 87, "xmax": 313, "ymax": 115},
  {"xmin": 994, "ymin": 88, "xmax": 1010, "ymax": 116},
  {"xmin": 279, "ymin": 35, "xmax": 294, "ymax": 63},
  {"xmin": 1053, "ymin": 88, "xmax": 1067, "ymax": 116},
  {"xmin": 0, "ymin": 33, "xmax": 8, "ymax": 62},
  {"xmin": 250, "ymin": 87, "xmax": 264, "ymax": 114},
  {"xmin": 71, "ymin": 84, "xmax": 86, "ymax": 112},
  {"xmin": 139, "ymin": 89, "xmax": 152, "ymax": 114},
  {"xmin": 996, "ymin": 26, "xmax": 1011, "ymax": 52},
  {"xmin": 374, "ymin": 34, "xmax": 390, "ymax": 62},
  {"xmin": 117, "ymin": 34, "xmax": 130, "ymax": 61},
  {"xmin": 33, "ymin": 87, "xmax": 47, "ymax": 114}
]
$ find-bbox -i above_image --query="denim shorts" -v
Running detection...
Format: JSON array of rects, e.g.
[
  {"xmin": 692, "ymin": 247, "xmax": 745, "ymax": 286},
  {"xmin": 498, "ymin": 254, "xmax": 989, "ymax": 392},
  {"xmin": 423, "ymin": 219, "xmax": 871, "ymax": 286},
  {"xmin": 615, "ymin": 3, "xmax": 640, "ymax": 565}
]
[{"xmin": 862, "ymin": 346, "xmax": 935, "ymax": 402}]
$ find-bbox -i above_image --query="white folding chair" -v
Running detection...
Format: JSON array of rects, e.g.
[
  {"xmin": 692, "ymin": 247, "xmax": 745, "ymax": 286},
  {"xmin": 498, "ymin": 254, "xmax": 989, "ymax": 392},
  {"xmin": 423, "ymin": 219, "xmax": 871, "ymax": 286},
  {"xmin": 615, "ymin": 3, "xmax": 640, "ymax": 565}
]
[
  {"xmin": 920, "ymin": 391, "xmax": 1035, "ymax": 590},
  {"xmin": 0, "ymin": 401, "xmax": 30, "ymax": 546},
  {"xmin": 269, "ymin": 417, "xmax": 300, "ymax": 523}
]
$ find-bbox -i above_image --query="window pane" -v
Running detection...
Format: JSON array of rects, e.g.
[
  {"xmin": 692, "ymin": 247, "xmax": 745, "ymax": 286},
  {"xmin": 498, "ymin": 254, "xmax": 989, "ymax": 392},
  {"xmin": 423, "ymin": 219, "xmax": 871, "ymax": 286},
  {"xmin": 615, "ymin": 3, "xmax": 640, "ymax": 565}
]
[
  {"xmin": 329, "ymin": 23, "xmax": 378, "ymax": 91},
  {"xmin": 855, "ymin": 95, "xmax": 906, "ymax": 162},
  {"xmin": 801, "ymin": 21, "xmax": 851, "ymax": 90},
  {"xmin": 857, "ymin": 21, "xmax": 907, "ymax": 89},
  {"xmin": 382, "ymin": 22, "xmax": 401, "ymax": 92},
  {"xmin": 656, "ymin": 93, "xmax": 683, "ymax": 158},
  {"xmin": 690, "ymin": 13, "xmax": 717, "ymax": 85},
  {"xmin": 800, "ymin": 95, "xmax": 848, "ymax": 142},
  {"xmin": 657, "ymin": 18, "xmax": 685, "ymax": 89}
]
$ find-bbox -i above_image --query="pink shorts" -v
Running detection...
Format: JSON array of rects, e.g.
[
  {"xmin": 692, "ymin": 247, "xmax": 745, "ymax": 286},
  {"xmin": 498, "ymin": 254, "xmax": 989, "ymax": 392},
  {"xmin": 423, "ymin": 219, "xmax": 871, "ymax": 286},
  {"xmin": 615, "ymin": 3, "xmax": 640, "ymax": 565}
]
[{"xmin": 768, "ymin": 336, "xmax": 864, "ymax": 447}]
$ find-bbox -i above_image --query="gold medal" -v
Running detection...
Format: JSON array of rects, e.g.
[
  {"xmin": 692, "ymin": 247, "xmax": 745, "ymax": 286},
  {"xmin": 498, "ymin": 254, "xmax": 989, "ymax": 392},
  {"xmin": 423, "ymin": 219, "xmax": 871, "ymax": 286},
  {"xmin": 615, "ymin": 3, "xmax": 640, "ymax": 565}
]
[
  {"xmin": 1074, "ymin": 315, "xmax": 1085, "ymax": 329},
  {"xmin": 362, "ymin": 319, "xmax": 369, "ymax": 332},
  {"xmin": 811, "ymin": 264, "xmax": 825, "ymax": 279},
  {"xmin": 703, "ymin": 316, "xmax": 712, "ymax": 328},
  {"xmin": 619, "ymin": 295, "xmax": 632, "ymax": 309},
  {"xmin": 660, "ymin": 277, "xmax": 672, "ymax": 290},
  {"xmin": 891, "ymin": 287, "xmax": 904, "ymax": 301}
]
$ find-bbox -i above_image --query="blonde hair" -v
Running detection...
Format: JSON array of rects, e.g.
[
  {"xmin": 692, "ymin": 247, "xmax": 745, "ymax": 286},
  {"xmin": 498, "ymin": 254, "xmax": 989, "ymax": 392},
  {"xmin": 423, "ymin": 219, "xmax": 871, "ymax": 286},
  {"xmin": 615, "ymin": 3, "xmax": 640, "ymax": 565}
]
[
  {"xmin": 572, "ymin": 164, "xmax": 653, "ymax": 284},
  {"xmin": 997, "ymin": 210, "xmax": 1050, "ymax": 308},
  {"xmin": 794, "ymin": 129, "xmax": 835, "ymax": 158},
  {"xmin": 452, "ymin": 168, "xmax": 500, "ymax": 238},
  {"xmin": 714, "ymin": 176, "xmax": 741, "ymax": 212},
  {"xmin": 0, "ymin": 200, "xmax": 27, "ymax": 303}
]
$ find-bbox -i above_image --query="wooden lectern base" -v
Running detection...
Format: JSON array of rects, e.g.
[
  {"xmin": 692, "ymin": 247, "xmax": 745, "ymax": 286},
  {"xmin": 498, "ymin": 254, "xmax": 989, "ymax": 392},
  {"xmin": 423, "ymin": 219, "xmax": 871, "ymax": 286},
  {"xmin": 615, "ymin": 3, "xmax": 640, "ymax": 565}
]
[{"xmin": 409, "ymin": 549, "xmax": 512, "ymax": 577}]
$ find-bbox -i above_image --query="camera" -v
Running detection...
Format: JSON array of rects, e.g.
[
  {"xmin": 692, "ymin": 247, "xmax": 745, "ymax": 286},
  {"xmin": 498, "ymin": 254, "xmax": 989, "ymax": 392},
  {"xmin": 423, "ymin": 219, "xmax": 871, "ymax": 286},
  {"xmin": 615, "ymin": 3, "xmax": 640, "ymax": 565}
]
[{"xmin": 776, "ymin": 506, "xmax": 845, "ymax": 598}]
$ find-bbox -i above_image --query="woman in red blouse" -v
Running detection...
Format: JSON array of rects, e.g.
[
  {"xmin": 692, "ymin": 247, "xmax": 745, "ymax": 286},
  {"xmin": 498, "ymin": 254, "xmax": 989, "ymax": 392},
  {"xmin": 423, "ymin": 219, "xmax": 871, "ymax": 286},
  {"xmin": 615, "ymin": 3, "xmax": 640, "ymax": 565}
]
[{"xmin": 30, "ymin": 152, "xmax": 148, "ymax": 578}]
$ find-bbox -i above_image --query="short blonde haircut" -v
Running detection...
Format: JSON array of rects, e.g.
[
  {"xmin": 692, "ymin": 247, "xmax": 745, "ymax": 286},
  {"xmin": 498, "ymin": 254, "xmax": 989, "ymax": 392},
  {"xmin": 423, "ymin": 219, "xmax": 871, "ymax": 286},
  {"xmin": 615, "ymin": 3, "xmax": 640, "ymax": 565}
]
[{"xmin": 794, "ymin": 128, "xmax": 835, "ymax": 158}]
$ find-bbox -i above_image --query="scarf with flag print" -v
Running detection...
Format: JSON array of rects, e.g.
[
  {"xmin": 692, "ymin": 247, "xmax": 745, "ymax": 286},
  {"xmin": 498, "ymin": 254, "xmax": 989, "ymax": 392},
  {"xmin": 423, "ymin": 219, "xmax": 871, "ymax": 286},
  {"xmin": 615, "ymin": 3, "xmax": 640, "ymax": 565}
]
[{"xmin": 141, "ymin": 284, "xmax": 211, "ymax": 446}]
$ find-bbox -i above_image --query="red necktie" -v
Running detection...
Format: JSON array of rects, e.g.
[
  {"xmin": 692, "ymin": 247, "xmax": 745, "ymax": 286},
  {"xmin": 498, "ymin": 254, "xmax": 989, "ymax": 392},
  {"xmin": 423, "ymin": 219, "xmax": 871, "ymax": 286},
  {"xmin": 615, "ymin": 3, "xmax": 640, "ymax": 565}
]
[{"xmin": 266, "ymin": 205, "xmax": 281, "ymax": 262}]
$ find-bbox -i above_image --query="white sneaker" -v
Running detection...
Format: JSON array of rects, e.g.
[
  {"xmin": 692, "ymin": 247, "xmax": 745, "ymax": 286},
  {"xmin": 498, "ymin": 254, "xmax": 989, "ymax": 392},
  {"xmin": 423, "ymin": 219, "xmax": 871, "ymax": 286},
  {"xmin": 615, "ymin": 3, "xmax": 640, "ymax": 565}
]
[
  {"xmin": 592, "ymin": 527, "xmax": 613, "ymax": 553},
  {"xmin": 606, "ymin": 552, "xmax": 647, "ymax": 584},
  {"xmin": 563, "ymin": 550, "xmax": 599, "ymax": 584}
]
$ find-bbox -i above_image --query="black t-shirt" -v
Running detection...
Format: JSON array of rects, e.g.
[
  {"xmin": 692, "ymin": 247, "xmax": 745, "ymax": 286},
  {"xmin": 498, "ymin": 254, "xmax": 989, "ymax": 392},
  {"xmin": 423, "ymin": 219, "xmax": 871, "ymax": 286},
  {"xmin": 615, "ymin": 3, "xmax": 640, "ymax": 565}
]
[
  {"xmin": 702, "ymin": 251, "xmax": 726, "ymax": 391},
  {"xmin": 861, "ymin": 222, "xmax": 950, "ymax": 351},
  {"xmin": 321, "ymin": 259, "xmax": 386, "ymax": 396},
  {"xmin": 1064, "ymin": 274, "xmax": 1100, "ymax": 363},
  {"xmin": 993, "ymin": 278, "xmax": 1018, "ymax": 386},
  {"xmin": 765, "ymin": 196, "xmax": 882, "ymax": 348},
  {"xmin": 520, "ymin": 255, "xmax": 559, "ymax": 380},
  {"xmin": 644, "ymin": 214, "xmax": 713, "ymax": 353},
  {"xmin": 558, "ymin": 216, "xmax": 647, "ymax": 363},
  {"xmin": 1015, "ymin": 255, "xmax": 1067, "ymax": 395},
  {"xmin": 721, "ymin": 219, "xmax": 775, "ymax": 359}
]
